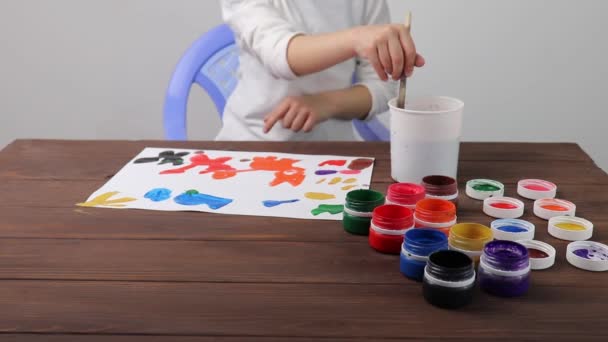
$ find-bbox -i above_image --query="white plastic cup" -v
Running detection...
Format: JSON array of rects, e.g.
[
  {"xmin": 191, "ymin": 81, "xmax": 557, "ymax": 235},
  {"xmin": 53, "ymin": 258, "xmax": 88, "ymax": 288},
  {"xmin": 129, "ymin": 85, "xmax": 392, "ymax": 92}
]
[{"xmin": 389, "ymin": 96, "xmax": 464, "ymax": 183}]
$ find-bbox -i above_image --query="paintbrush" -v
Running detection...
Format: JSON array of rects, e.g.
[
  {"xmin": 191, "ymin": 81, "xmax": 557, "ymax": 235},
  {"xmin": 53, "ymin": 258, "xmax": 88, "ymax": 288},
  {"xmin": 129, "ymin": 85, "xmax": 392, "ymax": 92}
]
[{"xmin": 397, "ymin": 11, "xmax": 412, "ymax": 109}]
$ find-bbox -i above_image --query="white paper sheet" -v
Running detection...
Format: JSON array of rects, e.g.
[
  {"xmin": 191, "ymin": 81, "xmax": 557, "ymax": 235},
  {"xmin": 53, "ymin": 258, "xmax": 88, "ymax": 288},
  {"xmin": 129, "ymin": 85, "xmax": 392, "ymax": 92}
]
[{"xmin": 78, "ymin": 148, "xmax": 375, "ymax": 220}]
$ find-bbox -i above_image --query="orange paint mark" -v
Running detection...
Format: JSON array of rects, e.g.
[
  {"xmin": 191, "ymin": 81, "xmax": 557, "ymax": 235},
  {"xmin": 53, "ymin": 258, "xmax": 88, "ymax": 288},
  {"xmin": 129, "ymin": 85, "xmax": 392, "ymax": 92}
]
[
  {"xmin": 329, "ymin": 177, "xmax": 342, "ymax": 185},
  {"xmin": 541, "ymin": 204, "xmax": 568, "ymax": 211},
  {"xmin": 249, "ymin": 156, "xmax": 306, "ymax": 187},
  {"xmin": 305, "ymin": 192, "xmax": 336, "ymax": 200}
]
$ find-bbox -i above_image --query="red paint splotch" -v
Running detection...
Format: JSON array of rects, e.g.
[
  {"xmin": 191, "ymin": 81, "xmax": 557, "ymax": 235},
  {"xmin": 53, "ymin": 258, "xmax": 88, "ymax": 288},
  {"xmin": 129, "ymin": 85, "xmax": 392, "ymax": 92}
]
[
  {"xmin": 161, "ymin": 152, "xmax": 237, "ymax": 179},
  {"xmin": 319, "ymin": 159, "xmax": 347, "ymax": 167},
  {"xmin": 340, "ymin": 170, "xmax": 361, "ymax": 175}
]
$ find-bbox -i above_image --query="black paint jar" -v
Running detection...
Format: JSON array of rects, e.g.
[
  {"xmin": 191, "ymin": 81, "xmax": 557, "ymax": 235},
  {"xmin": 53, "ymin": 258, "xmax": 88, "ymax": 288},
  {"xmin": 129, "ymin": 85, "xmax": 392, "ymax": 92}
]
[{"xmin": 422, "ymin": 250, "xmax": 475, "ymax": 309}]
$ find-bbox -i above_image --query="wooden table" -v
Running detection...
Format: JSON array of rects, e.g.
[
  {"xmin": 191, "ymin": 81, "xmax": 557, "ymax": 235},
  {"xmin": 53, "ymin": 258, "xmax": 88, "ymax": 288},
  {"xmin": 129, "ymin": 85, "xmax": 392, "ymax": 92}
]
[{"xmin": 0, "ymin": 140, "xmax": 607, "ymax": 341}]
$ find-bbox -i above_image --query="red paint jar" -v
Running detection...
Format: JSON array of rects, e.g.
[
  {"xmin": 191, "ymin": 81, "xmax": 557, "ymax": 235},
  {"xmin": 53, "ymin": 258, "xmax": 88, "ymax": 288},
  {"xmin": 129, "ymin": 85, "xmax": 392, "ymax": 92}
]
[
  {"xmin": 386, "ymin": 183, "xmax": 426, "ymax": 210},
  {"xmin": 414, "ymin": 198, "xmax": 457, "ymax": 236},
  {"xmin": 422, "ymin": 175, "xmax": 459, "ymax": 205},
  {"xmin": 369, "ymin": 204, "xmax": 414, "ymax": 254}
]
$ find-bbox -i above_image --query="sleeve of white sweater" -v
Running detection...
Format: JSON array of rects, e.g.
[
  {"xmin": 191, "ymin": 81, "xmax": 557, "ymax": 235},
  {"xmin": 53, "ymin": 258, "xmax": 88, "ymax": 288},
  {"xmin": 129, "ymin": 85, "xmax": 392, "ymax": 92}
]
[
  {"xmin": 221, "ymin": 0, "xmax": 304, "ymax": 80},
  {"xmin": 354, "ymin": 0, "xmax": 396, "ymax": 119}
]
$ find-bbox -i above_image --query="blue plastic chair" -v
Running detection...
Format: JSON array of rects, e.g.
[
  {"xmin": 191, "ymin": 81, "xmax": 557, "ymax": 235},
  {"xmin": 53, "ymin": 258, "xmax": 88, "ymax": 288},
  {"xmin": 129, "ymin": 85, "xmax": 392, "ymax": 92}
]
[{"xmin": 163, "ymin": 24, "xmax": 389, "ymax": 141}]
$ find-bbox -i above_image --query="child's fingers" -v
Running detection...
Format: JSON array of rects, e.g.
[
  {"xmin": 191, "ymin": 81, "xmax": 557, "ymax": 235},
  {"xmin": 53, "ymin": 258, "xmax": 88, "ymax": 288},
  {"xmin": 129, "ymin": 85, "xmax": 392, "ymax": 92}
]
[
  {"xmin": 367, "ymin": 50, "xmax": 387, "ymax": 81},
  {"xmin": 263, "ymin": 101, "xmax": 290, "ymax": 133},
  {"xmin": 302, "ymin": 114, "xmax": 316, "ymax": 132},
  {"xmin": 387, "ymin": 36, "xmax": 404, "ymax": 79},
  {"xmin": 290, "ymin": 110, "xmax": 309, "ymax": 132},
  {"xmin": 377, "ymin": 42, "xmax": 392, "ymax": 76},
  {"xmin": 415, "ymin": 53, "xmax": 425, "ymax": 67},
  {"xmin": 398, "ymin": 27, "xmax": 416, "ymax": 77},
  {"xmin": 281, "ymin": 105, "xmax": 299, "ymax": 129}
]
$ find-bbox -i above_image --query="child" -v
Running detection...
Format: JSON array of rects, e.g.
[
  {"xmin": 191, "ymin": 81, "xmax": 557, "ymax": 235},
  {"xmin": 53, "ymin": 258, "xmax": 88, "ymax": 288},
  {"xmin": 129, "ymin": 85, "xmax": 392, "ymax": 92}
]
[{"xmin": 216, "ymin": 0, "xmax": 425, "ymax": 141}]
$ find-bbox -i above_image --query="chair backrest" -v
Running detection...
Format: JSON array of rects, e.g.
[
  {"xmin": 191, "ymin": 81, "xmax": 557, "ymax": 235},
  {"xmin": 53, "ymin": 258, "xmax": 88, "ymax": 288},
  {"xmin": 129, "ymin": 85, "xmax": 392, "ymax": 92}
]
[
  {"xmin": 163, "ymin": 24, "xmax": 389, "ymax": 141},
  {"xmin": 163, "ymin": 24, "xmax": 238, "ymax": 140}
]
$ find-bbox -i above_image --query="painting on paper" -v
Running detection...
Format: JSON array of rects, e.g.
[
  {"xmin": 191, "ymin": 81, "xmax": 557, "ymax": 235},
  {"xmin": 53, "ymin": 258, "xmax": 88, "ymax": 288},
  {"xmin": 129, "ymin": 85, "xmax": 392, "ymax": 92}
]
[{"xmin": 78, "ymin": 148, "xmax": 375, "ymax": 220}]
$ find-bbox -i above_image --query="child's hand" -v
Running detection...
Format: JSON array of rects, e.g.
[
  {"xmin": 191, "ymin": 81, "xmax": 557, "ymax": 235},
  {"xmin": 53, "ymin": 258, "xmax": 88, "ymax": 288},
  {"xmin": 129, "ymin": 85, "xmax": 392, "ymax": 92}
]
[
  {"xmin": 263, "ymin": 95, "xmax": 332, "ymax": 134},
  {"xmin": 353, "ymin": 24, "xmax": 425, "ymax": 81}
]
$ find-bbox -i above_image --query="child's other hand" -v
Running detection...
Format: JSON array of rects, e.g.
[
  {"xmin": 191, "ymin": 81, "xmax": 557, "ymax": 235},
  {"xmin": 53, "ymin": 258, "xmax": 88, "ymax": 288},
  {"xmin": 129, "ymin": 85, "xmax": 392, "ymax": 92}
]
[
  {"xmin": 263, "ymin": 95, "xmax": 332, "ymax": 134},
  {"xmin": 353, "ymin": 24, "xmax": 425, "ymax": 81}
]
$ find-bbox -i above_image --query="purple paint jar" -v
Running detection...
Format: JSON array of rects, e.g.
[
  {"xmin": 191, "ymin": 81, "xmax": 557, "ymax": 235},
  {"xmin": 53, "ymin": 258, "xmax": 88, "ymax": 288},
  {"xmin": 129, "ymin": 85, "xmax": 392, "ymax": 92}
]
[{"xmin": 479, "ymin": 240, "xmax": 530, "ymax": 297}]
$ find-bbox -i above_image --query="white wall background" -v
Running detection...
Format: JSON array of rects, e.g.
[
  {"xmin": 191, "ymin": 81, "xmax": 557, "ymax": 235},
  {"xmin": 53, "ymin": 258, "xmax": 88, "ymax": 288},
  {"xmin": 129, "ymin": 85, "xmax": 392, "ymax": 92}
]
[{"xmin": 1, "ymin": 0, "xmax": 606, "ymax": 170}]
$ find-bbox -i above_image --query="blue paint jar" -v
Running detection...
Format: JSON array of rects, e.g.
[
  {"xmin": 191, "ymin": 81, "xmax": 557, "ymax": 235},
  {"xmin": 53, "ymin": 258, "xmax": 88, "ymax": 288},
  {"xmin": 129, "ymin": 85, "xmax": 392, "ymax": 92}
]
[
  {"xmin": 479, "ymin": 240, "xmax": 531, "ymax": 297},
  {"xmin": 400, "ymin": 228, "xmax": 448, "ymax": 281}
]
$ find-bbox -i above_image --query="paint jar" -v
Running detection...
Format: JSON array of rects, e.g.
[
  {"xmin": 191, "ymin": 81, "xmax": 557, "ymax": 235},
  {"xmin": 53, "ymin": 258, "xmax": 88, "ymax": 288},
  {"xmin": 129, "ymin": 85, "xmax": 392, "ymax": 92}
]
[
  {"xmin": 400, "ymin": 228, "xmax": 448, "ymax": 281},
  {"xmin": 343, "ymin": 189, "xmax": 385, "ymax": 235},
  {"xmin": 479, "ymin": 240, "xmax": 530, "ymax": 297},
  {"xmin": 423, "ymin": 250, "xmax": 476, "ymax": 309},
  {"xmin": 491, "ymin": 219, "xmax": 535, "ymax": 241},
  {"xmin": 534, "ymin": 198, "xmax": 576, "ymax": 220},
  {"xmin": 369, "ymin": 205, "xmax": 414, "ymax": 254},
  {"xmin": 386, "ymin": 183, "xmax": 426, "ymax": 210},
  {"xmin": 448, "ymin": 223, "xmax": 493, "ymax": 264},
  {"xmin": 517, "ymin": 179, "xmax": 557, "ymax": 200},
  {"xmin": 465, "ymin": 179, "xmax": 505, "ymax": 200},
  {"xmin": 483, "ymin": 197, "xmax": 524, "ymax": 219},
  {"xmin": 421, "ymin": 175, "xmax": 459, "ymax": 205},
  {"xmin": 414, "ymin": 198, "xmax": 457, "ymax": 235},
  {"xmin": 548, "ymin": 216, "xmax": 593, "ymax": 241},
  {"xmin": 516, "ymin": 239, "xmax": 556, "ymax": 270},
  {"xmin": 389, "ymin": 96, "xmax": 464, "ymax": 183},
  {"xmin": 566, "ymin": 241, "xmax": 608, "ymax": 272}
]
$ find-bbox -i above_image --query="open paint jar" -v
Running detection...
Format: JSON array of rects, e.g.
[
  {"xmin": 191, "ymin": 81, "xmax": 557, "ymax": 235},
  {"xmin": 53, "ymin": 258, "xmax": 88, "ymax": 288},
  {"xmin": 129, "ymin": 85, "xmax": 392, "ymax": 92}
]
[
  {"xmin": 448, "ymin": 223, "xmax": 493, "ymax": 264},
  {"xmin": 479, "ymin": 240, "xmax": 530, "ymax": 297},
  {"xmin": 369, "ymin": 204, "xmax": 414, "ymax": 254},
  {"xmin": 548, "ymin": 216, "xmax": 593, "ymax": 241},
  {"xmin": 534, "ymin": 198, "xmax": 576, "ymax": 220},
  {"xmin": 491, "ymin": 218, "xmax": 535, "ymax": 241},
  {"xmin": 400, "ymin": 228, "xmax": 448, "ymax": 281},
  {"xmin": 343, "ymin": 189, "xmax": 385, "ymax": 235},
  {"xmin": 483, "ymin": 197, "xmax": 524, "ymax": 219},
  {"xmin": 517, "ymin": 179, "xmax": 557, "ymax": 200},
  {"xmin": 414, "ymin": 198, "xmax": 457, "ymax": 235},
  {"xmin": 566, "ymin": 241, "xmax": 608, "ymax": 272},
  {"xmin": 421, "ymin": 175, "xmax": 459, "ymax": 205},
  {"xmin": 423, "ymin": 250, "xmax": 476, "ymax": 309},
  {"xmin": 465, "ymin": 179, "xmax": 505, "ymax": 200},
  {"xmin": 516, "ymin": 239, "xmax": 556, "ymax": 270},
  {"xmin": 385, "ymin": 183, "xmax": 426, "ymax": 209},
  {"xmin": 389, "ymin": 96, "xmax": 464, "ymax": 183}
]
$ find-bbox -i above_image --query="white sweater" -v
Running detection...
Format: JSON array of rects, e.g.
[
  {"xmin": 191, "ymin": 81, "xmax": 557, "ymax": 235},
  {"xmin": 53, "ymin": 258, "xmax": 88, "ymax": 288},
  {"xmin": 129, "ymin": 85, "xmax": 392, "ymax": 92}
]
[{"xmin": 216, "ymin": 0, "xmax": 395, "ymax": 141}]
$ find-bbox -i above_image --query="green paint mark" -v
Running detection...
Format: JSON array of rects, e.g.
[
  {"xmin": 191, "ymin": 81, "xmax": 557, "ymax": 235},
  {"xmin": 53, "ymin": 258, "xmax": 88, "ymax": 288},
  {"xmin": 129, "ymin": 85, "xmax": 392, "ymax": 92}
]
[
  {"xmin": 472, "ymin": 183, "xmax": 501, "ymax": 192},
  {"xmin": 311, "ymin": 204, "xmax": 344, "ymax": 216}
]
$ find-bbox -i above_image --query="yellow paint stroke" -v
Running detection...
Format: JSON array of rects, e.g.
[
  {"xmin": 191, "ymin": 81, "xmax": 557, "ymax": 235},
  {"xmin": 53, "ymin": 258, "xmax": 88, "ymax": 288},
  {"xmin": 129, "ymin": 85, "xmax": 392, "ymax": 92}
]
[
  {"xmin": 305, "ymin": 192, "xmax": 336, "ymax": 200},
  {"xmin": 341, "ymin": 185, "xmax": 357, "ymax": 191},
  {"xmin": 555, "ymin": 222, "xmax": 586, "ymax": 231},
  {"xmin": 343, "ymin": 178, "xmax": 357, "ymax": 184},
  {"xmin": 316, "ymin": 178, "xmax": 327, "ymax": 184},
  {"xmin": 329, "ymin": 177, "xmax": 342, "ymax": 185},
  {"xmin": 77, "ymin": 191, "xmax": 137, "ymax": 208}
]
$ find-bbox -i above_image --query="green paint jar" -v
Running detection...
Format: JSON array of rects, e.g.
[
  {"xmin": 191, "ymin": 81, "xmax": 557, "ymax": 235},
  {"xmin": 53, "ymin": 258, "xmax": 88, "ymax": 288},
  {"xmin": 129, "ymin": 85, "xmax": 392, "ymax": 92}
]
[{"xmin": 343, "ymin": 189, "xmax": 385, "ymax": 235}]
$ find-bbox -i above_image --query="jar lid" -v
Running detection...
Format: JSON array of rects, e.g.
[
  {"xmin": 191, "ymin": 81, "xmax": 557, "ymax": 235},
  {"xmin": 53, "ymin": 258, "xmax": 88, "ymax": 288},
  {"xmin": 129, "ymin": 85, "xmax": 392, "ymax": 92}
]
[
  {"xmin": 517, "ymin": 179, "xmax": 557, "ymax": 200},
  {"xmin": 548, "ymin": 216, "xmax": 593, "ymax": 241},
  {"xmin": 483, "ymin": 197, "xmax": 525, "ymax": 219},
  {"xmin": 491, "ymin": 219, "xmax": 535, "ymax": 241},
  {"xmin": 465, "ymin": 179, "xmax": 505, "ymax": 200},
  {"xmin": 566, "ymin": 241, "xmax": 608, "ymax": 272},
  {"xmin": 516, "ymin": 239, "xmax": 556, "ymax": 270},
  {"xmin": 533, "ymin": 198, "xmax": 576, "ymax": 220}
]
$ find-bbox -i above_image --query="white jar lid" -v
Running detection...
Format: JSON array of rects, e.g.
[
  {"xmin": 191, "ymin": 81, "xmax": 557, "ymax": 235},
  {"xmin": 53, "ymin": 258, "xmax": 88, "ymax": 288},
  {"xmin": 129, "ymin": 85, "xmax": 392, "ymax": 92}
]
[
  {"xmin": 548, "ymin": 216, "xmax": 593, "ymax": 241},
  {"xmin": 533, "ymin": 198, "xmax": 576, "ymax": 220},
  {"xmin": 566, "ymin": 241, "xmax": 608, "ymax": 272},
  {"xmin": 491, "ymin": 219, "xmax": 535, "ymax": 241},
  {"xmin": 483, "ymin": 197, "xmax": 525, "ymax": 219},
  {"xmin": 517, "ymin": 179, "xmax": 557, "ymax": 200},
  {"xmin": 465, "ymin": 179, "xmax": 505, "ymax": 200},
  {"xmin": 516, "ymin": 239, "xmax": 556, "ymax": 270}
]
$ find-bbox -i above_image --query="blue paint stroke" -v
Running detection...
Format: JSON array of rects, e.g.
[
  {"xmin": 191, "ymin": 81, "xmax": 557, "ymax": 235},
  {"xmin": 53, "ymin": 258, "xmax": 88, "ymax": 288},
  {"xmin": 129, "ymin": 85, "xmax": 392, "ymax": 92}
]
[
  {"xmin": 174, "ymin": 189, "xmax": 233, "ymax": 210},
  {"xmin": 315, "ymin": 170, "xmax": 338, "ymax": 175},
  {"xmin": 144, "ymin": 188, "xmax": 172, "ymax": 202},
  {"xmin": 263, "ymin": 199, "xmax": 300, "ymax": 208}
]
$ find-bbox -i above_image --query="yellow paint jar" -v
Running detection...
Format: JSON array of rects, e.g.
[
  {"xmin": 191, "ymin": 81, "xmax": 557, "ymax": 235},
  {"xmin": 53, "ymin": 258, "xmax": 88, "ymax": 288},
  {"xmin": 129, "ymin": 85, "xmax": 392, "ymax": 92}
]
[{"xmin": 448, "ymin": 223, "xmax": 493, "ymax": 265}]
